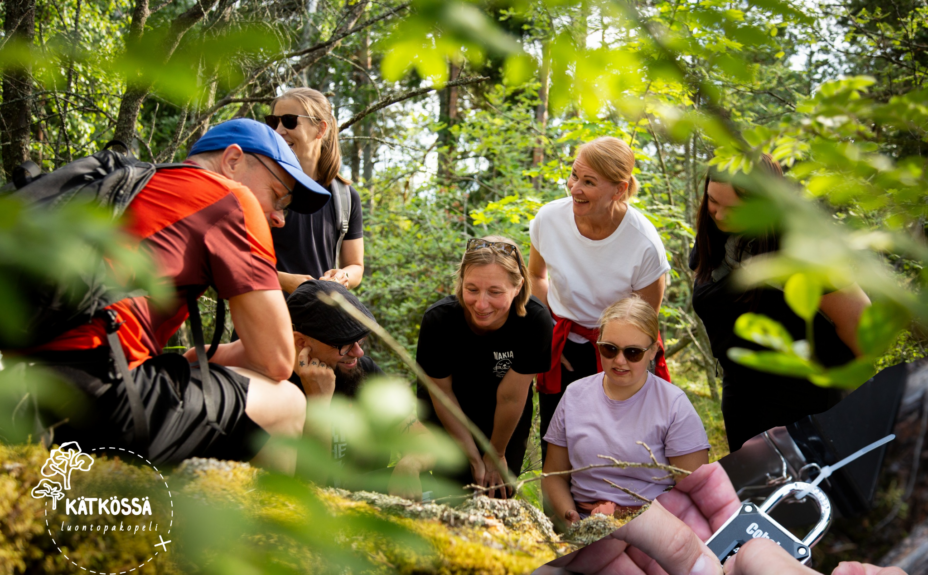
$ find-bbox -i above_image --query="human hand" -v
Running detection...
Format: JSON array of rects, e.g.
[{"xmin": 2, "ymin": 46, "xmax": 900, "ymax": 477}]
[
  {"xmin": 560, "ymin": 354, "xmax": 574, "ymax": 372},
  {"xmin": 388, "ymin": 455, "xmax": 424, "ymax": 501},
  {"xmin": 321, "ymin": 268, "xmax": 350, "ymax": 288},
  {"xmin": 296, "ymin": 346, "xmax": 335, "ymax": 402},
  {"xmin": 564, "ymin": 508, "xmax": 581, "ymax": 526},
  {"xmin": 542, "ymin": 462, "xmax": 739, "ymax": 574},
  {"xmin": 831, "ymin": 562, "xmax": 907, "ymax": 575},
  {"xmin": 469, "ymin": 455, "xmax": 487, "ymax": 492},
  {"xmin": 545, "ymin": 499, "xmax": 724, "ymax": 575},
  {"xmin": 721, "ymin": 538, "xmax": 908, "ymax": 575},
  {"xmin": 482, "ymin": 452, "xmax": 511, "ymax": 499}
]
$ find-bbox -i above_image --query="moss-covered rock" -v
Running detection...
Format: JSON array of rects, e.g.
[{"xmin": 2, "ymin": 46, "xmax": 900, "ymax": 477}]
[{"xmin": 1, "ymin": 444, "xmax": 633, "ymax": 574}]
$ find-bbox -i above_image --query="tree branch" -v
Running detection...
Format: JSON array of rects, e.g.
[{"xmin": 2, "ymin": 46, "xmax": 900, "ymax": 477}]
[
  {"xmin": 283, "ymin": 1, "xmax": 411, "ymax": 61},
  {"xmin": 435, "ymin": 447, "xmax": 689, "ymax": 504},
  {"xmin": 339, "ymin": 76, "xmax": 490, "ymax": 132}
]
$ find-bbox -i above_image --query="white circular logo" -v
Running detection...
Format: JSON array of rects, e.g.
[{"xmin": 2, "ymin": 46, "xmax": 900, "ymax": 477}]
[
  {"xmin": 31, "ymin": 442, "xmax": 174, "ymax": 574},
  {"xmin": 493, "ymin": 359, "xmax": 512, "ymax": 378}
]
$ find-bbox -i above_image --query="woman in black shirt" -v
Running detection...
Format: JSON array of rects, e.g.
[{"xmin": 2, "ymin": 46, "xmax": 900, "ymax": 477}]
[
  {"xmin": 690, "ymin": 155, "xmax": 870, "ymax": 451},
  {"xmin": 416, "ymin": 236, "xmax": 552, "ymax": 498}
]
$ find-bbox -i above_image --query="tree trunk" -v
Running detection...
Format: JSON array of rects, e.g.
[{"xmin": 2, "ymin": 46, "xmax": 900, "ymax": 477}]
[
  {"xmin": 532, "ymin": 43, "xmax": 550, "ymax": 191},
  {"xmin": 113, "ymin": 0, "xmax": 218, "ymax": 146},
  {"xmin": 437, "ymin": 61, "xmax": 461, "ymax": 184},
  {"xmin": 1, "ymin": 0, "xmax": 36, "ymax": 180}
]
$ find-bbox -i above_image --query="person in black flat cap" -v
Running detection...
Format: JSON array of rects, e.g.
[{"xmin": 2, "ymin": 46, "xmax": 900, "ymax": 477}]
[{"xmin": 286, "ymin": 280, "xmax": 434, "ymax": 500}]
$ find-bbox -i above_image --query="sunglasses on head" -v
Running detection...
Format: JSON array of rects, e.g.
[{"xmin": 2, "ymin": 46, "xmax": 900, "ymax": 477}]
[
  {"xmin": 466, "ymin": 238, "xmax": 519, "ymax": 259},
  {"xmin": 596, "ymin": 341, "xmax": 655, "ymax": 363},
  {"xmin": 264, "ymin": 114, "xmax": 318, "ymax": 130}
]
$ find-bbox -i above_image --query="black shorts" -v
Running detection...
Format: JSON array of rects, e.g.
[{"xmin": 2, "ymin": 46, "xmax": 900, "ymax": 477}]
[{"xmin": 33, "ymin": 348, "xmax": 269, "ymax": 465}]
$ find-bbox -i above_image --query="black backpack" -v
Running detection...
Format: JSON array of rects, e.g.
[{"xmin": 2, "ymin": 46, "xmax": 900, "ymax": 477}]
[{"xmin": 3, "ymin": 142, "xmax": 226, "ymax": 451}]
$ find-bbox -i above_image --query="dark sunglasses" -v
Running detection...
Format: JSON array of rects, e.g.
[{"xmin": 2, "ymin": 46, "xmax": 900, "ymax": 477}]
[
  {"xmin": 466, "ymin": 238, "xmax": 519, "ymax": 259},
  {"xmin": 264, "ymin": 114, "xmax": 318, "ymax": 130},
  {"xmin": 325, "ymin": 337, "xmax": 366, "ymax": 357},
  {"xmin": 596, "ymin": 341, "xmax": 655, "ymax": 363}
]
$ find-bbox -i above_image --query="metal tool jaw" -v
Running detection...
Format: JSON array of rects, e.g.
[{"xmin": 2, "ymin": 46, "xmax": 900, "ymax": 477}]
[{"xmin": 705, "ymin": 482, "xmax": 833, "ymax": 565}]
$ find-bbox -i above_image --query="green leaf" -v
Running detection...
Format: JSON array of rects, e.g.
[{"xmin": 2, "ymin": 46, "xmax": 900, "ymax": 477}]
[
  {"xmin": 809, "ymin": 358, "xmax": 877, "ymax": 389},
  {"xmin": 503, "ymin": 53, "xmax": 536, "ymax": 86},
  {"xmin": 727, "ymin": 348, "xmax": 820, "ymax": 377},
  {"xmin": 733, "ymin": 313, "xmax": 795, "ymax": 352},
  {"xmin": 784, "ymin": 273, "xmax": 822, "ymax": 322},
  {"xmin": 857, "ymin": 300, "xmax": 910, "ymax": 356}
]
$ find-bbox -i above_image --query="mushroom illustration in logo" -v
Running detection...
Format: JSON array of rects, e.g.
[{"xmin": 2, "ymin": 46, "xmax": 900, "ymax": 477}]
[
  {"xmin": 38, "ymin": 441, "xmax": 94, "ymax": 491},
  {"xmin": 32, "ymin": 479, "xmax": 66, "ymax": 509}
]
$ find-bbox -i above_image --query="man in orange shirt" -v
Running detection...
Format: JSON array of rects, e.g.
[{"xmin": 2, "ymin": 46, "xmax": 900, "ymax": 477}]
[{"xmin": 30, "ymin": 119, "xmax": 329, "ymax": 469}]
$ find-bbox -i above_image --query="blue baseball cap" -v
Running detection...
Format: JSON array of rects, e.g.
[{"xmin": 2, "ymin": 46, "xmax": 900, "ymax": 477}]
[{"xmin": 188, "ymin": 118, "xmax": 331, "ymax": 214}]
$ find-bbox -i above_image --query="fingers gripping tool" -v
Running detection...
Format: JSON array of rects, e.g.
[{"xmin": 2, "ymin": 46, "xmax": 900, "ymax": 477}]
[{"xmin": 704, "ymin": 482, "xmax": 832, "ymax": 565}]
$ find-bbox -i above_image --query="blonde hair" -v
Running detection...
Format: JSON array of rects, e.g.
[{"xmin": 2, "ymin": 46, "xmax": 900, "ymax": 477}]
[
  {"xmin": 454, "ymin": 235, "xmax": 531, "ymax": 317},
  {"xmin": 272, "ymin": 87, "xmax": 349, "ymax": 187},
  {"xmin": 599, "ymin": 294, "xmax": 658, "ymax": 342},
  {"xmin": 577, "ymin": 136, "xmax": 639, "ymax": 200}
]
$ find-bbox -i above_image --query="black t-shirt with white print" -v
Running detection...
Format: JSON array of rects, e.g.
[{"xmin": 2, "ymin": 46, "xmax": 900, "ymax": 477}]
[{"xmin": 416, "ymin": 295, "xmax": 552, "ymax": 478}]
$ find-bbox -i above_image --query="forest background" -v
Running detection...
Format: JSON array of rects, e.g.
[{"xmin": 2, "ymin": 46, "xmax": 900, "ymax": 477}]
[{"xmin": 1, "ymin": 0, "xmax": 928, "ymax": 571}]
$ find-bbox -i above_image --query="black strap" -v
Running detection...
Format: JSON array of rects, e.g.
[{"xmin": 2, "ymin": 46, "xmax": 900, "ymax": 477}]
[
  {"xmin": 186, "ymin": 290, "xmax": 224, "ymax": 433},
  {"xmin": 102, "ymin": 140, "xmax": 132, "ymax": 156},
  {"xmin": 101, "ymin": 310, "xmax": 150, "ymax": 450},
  {"xmin": 206, "ymin": 298, "xmax": 224, "ymax": 361}
]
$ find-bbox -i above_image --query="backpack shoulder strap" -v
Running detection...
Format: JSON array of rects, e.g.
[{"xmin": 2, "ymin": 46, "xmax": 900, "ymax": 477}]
[{"xmin": 330, "ymin": 179, "xmax": 352, "ymax": 266}]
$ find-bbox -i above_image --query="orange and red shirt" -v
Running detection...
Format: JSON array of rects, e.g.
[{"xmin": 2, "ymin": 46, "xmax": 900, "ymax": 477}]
[{"xmin": 30, "ymin": 166, "xmax": 280, "ymax": 369}]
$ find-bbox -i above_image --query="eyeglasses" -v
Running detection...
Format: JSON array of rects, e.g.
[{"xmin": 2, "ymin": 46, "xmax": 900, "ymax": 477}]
[
  {"xmin": 595, "ymin": 341, "xmax": 655, "ymax": 363},
  {"xmin": 264, "ymin": 114, "xmax": 318, "ymax": 130},
  {"xmin": 247, "ymin": 153, "xmax": 293, "ymax": 211},
  {"xmin": 325, "ymin": 337, "xmax": 365, "ymax": 357},
  {"xmin": 465, "ymin": 238, "xmax": 519, "ymax": 259}
]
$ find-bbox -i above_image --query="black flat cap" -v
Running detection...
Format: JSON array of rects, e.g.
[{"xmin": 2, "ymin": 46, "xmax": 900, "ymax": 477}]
[{"xmin": 286, "ymin": 280, "xmax": 375, "ymax": 346}]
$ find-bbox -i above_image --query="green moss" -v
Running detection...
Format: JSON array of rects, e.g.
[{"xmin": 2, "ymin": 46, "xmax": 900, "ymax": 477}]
[
  {"xmin": 0, "ymin": 443, "xmax": 183, "ymax": 575},
  {"xmin": 2, "ymin": 444, "xmax": 566, "ymax": 575}
]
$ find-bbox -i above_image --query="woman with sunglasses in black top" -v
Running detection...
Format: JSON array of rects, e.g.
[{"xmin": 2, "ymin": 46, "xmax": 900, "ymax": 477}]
[
  {"xmin": 690, "ymin": 154, "xmax": 870, "ymax": 451},
  {"xmin": 267, "ymin": 88, "xmax": 365, "ymax": 294},
  {"xmin": 542, "ymin": 295, "xmax": 709, "ymax": 527},
  {"xmin": 416, "ymin": 236, "xmax": 553, "ymax": 498}
]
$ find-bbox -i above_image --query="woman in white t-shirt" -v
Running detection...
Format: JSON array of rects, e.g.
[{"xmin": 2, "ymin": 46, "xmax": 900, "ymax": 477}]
[{"xmin": 528, "ymin": 136, "xmax": 672, "ymax": 454}]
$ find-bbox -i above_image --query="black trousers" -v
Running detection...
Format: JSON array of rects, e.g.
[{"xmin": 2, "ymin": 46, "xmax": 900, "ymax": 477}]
[
  {"xmin": 33, "ymin": 348, "xmax": 268, "ymax": 465},
  {"xmin": 538, "ymin": 338, "xmax": 600, "ymax": 462}
]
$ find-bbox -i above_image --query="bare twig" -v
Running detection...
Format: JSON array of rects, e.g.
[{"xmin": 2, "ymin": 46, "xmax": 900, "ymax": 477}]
[
  {"xmin": 664, "ymin": 334, "xmax": 693, "ymax": 359},
  {"xmin": 339, "ymin": 76, "xmax": 490, "ymax": 132},
  {"xmin": 433, "ymin": 447, "xmax": 689, "ymax": 503},
  {"xmin": 603, "ymin": 479, "xmax": 652, "ymax": 503},
  {"xmin": 282, "ymin": 2, "xmax": 411, "ymax": 60}
]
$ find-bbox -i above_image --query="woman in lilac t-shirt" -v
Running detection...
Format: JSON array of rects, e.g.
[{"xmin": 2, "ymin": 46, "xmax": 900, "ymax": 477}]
[{"xmin": 542, "ymin": 295, "xmax": 710, "ymax": 526}]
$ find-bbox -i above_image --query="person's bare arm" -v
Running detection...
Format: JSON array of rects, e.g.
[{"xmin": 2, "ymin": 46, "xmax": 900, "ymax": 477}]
[
  {"xmin": 207, "ymin": 290, "xmax": 294, "ymax": 381},
  {"xmin": 489, "ymin": 369, "xmax": 535, "ymax": 455},
  {"xmin": 528, "ymin": 243, "xmax": 549, "ymax": 310},
  {"xmin": 427, "ymin": 375, "xmax": 485, "ymax": 486},
  {"xmin": 390, "ymin": 418, "xmax": 437, "ymax": 501},
  {"xmin": 278, "ymin": 271, "xmax": 315, "ymax": 294},
  {"xmin": 483, "ymin": 369, "xmax": 535, "ymax": 497},
  {"xmin": 668, "ymin": 450, "xmax": 710, "ymax": 477},
  {"xmin": 633, "ymin": 274, "xmax": 666, "ymax": 313},
  {"xmin": 819, "ymin": 283, "xmax": 870, "ymax": 357},
  {"xmin": 330, "ymin": 237, "xmax": 364, "ymax": 289},
  {"xmin": 542, "ymin": 443, "xmax": 580, "ymax": 526}
]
